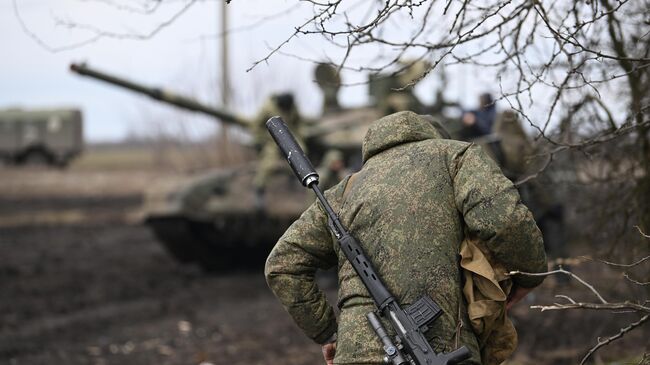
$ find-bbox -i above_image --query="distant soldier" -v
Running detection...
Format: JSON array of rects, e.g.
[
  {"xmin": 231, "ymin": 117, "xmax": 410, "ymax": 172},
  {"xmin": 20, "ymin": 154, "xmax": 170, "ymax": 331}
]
[
  {"xmin": 316, "ymin": 149, "xmax": 346, "ymax": 191},
  {"xmin": 376, "ymin": 60, "xmax": 429, "ymax": 115},
  {"xmin": 462, "ymin": 93, "xmax": 497, "ymax": 139},
  {"xmin": 493, "ymin": 110, "xmax": 535, "ymax": 180},
  {"xmin": 494, "ymin": 111, "xmax": 566, "ymax": 258},
  {"xmin": 315, "ymin": 63, "xmax": 342, "ymax": 114},
  {"xmin": 251, "ymin": 93, "xmax": 303, "ymax": 208}
]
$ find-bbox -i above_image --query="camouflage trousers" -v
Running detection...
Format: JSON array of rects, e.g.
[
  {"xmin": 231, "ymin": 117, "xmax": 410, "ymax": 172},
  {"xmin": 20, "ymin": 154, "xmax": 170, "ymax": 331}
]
[{"xmin": 253, "ymin": 144, "xmax": 283, "ymax": 190}]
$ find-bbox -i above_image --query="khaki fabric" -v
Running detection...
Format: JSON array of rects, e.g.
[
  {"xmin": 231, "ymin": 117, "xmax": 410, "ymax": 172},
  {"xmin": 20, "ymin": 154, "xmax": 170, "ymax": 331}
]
[{"xmin": 460, "ymin": 238, "xmax": 517, "ymax": 365}]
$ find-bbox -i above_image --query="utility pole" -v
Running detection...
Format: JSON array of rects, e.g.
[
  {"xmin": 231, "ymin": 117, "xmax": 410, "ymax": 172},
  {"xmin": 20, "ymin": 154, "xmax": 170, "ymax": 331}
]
[
  {"xmin": 218, "ymin": 1, "xmax": 232, "ymax": 164},
  {"xmin": 221, "ymin": 1, "xmax": 230, "ymax": 106}
]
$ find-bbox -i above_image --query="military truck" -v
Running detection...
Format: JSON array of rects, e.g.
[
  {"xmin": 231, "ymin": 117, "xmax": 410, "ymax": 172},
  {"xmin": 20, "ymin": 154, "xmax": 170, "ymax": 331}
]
[{"xmin": 0, "ymin": 108, "xmax": 83, "ymax": 167}]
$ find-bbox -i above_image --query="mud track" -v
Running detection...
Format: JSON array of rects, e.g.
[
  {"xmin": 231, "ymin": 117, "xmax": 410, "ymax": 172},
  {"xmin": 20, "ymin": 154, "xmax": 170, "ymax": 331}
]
[
  {"xmin": 0, "ymin": 168, "xmax": 328, "ymax": 365},
  {"xmin": 0, "ymin": 221, "xmax": 332, "ymax": 365}
]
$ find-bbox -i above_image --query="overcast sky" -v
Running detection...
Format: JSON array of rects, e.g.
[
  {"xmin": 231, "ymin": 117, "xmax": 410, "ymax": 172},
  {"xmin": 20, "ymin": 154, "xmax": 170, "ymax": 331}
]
[{"xmin": 1, "ymin": 0, "xmax": 492, "ymax": 142}]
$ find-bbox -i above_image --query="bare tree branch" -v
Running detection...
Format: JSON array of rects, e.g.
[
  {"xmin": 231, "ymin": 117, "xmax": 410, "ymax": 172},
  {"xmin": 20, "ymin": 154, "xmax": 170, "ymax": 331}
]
[
  {"xmin": 13, "ymin": 0, "xmax": 197, "ymax": 52},
  {"xmin": 509, "ymin": 268, "xmax": 609, "ymax": 304},
  {"xmin": 580, "ymin": 314, "xmax": 650, "ymax": 365}
]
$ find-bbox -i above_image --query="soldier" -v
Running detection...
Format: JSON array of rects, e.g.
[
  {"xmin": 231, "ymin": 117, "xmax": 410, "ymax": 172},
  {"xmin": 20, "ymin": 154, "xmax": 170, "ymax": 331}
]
[
  {"xmin": 265, "ymin": 111, "xmax": 547, "ymax": 365},
  {"xmin": 494, "ymin": 111, "xmax": 566, "ymax": 259},
  {"xmin": 251, "ymin": 93, "xmax": 303, "ymax": 208},
  {"xmin": 315, "ymin": 63, "xmax": 342, "ymax": 114},
  {"xmin": 375, "ymin": 60, "xmax": 429, "ymax": 115},
  {"xmin": 462, "ymin": 93, "xmax": 497, "ymax": 139},
  {"xmin": 316, "ymin": 149, "xmax": 347, "ymax": 191}
]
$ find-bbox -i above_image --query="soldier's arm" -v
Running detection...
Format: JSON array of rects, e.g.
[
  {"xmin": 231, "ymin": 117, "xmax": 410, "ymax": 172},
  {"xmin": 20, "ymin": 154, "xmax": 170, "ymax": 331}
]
[
  {"xmin": 451, "ymin": 143, "xmax": 547, "ymax": 288},
  {"xmin": 264, "ymin": 199, "xmax": 339, "ymax": 344}
]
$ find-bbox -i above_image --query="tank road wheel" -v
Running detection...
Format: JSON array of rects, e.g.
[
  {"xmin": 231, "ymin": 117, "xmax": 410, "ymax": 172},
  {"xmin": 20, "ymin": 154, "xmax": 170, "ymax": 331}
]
[
  {"xmin": 145, "ymin": 217, "xmax": 201, "ymax": 263},
  {"xmin": 186, "ymin": 221, "xmax": 239, "ymax": 273},
  {"xmin": 146, "ymin": 217, "xmax": 241, "ymax": 272},
  {"xmin": 147, "ymin": 215, "xmax": 294, "ymax": 273},
  {"xmin": 54, "ymin": 157, "xmax": 71, "ymax": 169},
  {"xmin": 188, "ymin": 215, "xmax": 293, "ymax": 273}
]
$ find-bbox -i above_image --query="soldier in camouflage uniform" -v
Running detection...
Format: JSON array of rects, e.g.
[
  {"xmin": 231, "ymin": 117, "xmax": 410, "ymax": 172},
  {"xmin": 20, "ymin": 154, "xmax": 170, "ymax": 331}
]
[
  {"xmin": 377, "ymin": 60, "xmax": 429, "ymax": 115},
  {"xmin": 461, "ymin": 93, "xmax": 497, "ymax": 140},
  {"xmin": 317, "ymin": 149, "xmax": 347, "ymax": 191},
  {"xmin": 265, "ymin": 111, "xmax": 547, "ymax": 364},
  {"xmin": 494, "ymin": 111, "xmax": 566, "ymax": 258},
  {"xmin": 251, "ymin": 93, "xmax": 303, "ymax": 207}
]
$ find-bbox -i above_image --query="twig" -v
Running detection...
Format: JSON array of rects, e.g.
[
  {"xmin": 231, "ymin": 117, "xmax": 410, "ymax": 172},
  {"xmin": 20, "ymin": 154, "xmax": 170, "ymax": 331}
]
[
  {"xmin": 13, "ymin": 0, "xmax": 196, "ymax": 52},
  {"xmin": 509, "ymin": 269, "xmax": 608, "ymax": 304},
  {"xmin": 636, "ymin": 226, "xmax": 650, "ymax": 239},
  {"xmin": 623, "ymin": 273, "xmax": 650, "ymax": 286},
  {"xmin": 580, "ymin": 314, "xmax": 650, "ymax": 365},
  {"xmin": 597, "ymin": 255, "xmax": 650, "ymax": 268},
  {"xmin": 530, "ymin": 301, "xmax": 650, "ymax": 313}
]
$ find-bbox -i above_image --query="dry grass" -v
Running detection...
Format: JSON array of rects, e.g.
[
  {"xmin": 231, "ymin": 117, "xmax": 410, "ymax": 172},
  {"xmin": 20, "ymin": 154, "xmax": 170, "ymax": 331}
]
[
  {"xmin": 72, "ymin": 146, "xmax": 155, "ymax": 171},
  {"xmin": 70, "ymin": 140, "xmax": 253, "ymax": 173}
]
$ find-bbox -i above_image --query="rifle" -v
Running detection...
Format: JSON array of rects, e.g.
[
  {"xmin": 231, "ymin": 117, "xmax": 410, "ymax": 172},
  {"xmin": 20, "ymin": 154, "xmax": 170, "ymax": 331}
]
[{"xmin": 266, "ymin": 116, "xmax": 471, "ymax": 365}]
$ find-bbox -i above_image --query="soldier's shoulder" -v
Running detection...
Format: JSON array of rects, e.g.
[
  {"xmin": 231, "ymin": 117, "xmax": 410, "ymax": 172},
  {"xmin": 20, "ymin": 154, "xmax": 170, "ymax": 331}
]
[
  {"xmin": 323, "ymin": 174, "xmax": 351, "ymax": 202},
  {"xmin": 416, "ymin": 138, "xmax": 472, "ymax": 155}
]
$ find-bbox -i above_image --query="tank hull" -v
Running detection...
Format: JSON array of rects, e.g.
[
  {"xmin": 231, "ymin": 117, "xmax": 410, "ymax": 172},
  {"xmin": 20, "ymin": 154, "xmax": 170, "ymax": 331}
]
[{"xmin": 146, "ymin": 212, "xmax": 299, "ymax": 272}]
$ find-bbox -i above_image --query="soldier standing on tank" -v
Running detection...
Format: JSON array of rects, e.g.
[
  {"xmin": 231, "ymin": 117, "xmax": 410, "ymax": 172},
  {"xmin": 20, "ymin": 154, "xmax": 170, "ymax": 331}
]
[
  {"xmin": 379, "ymin": 60, "xmax": 429, "ymax": 115},
  {"xmin": 265, "ymin": 111, "xmax": 547, "ymax": 365},
  {"xmin": 494, "ymin": 111, "xmax": 567, "ymax": 260},
  {"xmin": 251, "ymin": 93, "xmax": 303, "ymax": 209},
  {"xmin": 316, "ymin": 149, "xmax": 347, "ymax": 191},
  {"xmin": 462, "ymin": 93, "xmax": 497, "ymax": 139},
  {"xmin": 315, "ymin": 63, "xmax": 342, "ymax": 114}
]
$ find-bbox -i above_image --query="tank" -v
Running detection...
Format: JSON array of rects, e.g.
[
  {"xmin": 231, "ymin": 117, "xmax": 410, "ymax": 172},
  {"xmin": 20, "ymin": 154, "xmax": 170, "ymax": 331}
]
[
  {"xmin": 70, "ymin": 62, "xmax": 385, "ymax": 271},
  {"xmin": 140, "ymin": 164, "xmax": 313, "ymax": 270},
  {"xmin": 72, "ymin": 62, "xmax": 564, "ymax": 270}
]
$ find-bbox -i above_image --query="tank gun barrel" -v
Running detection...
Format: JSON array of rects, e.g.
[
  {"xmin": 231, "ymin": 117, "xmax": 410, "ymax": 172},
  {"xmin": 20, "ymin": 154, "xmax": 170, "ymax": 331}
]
[{"xmin": 70, "ymin": 63, "xmax": 249, "ymax": 128}]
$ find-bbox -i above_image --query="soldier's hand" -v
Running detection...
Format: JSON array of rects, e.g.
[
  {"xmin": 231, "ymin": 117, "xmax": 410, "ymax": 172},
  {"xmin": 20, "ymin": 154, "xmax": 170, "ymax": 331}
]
[
  {"xmin": 321, "ymin": 341, "xmax": 336, "ymax": 365},
  {"xmin": 506, "ymin": 285, "xmax": 533, "ymax": 311},
  {"xmin": 462, "ymin": 112, "xmax": 476, "ymax": 126}
]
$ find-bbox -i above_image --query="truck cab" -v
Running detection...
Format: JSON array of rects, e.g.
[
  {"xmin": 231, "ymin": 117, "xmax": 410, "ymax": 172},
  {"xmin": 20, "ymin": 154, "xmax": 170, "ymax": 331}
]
[{"xmin": 0, "ymin": 108, "xmax": 83, "ymax": 167}]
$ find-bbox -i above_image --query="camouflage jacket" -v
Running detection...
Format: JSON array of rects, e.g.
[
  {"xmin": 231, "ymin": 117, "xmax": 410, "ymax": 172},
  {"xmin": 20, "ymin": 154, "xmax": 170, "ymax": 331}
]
[{"xmin": 265, "ymin": 111, "xmax": 547, "ymax": 364}]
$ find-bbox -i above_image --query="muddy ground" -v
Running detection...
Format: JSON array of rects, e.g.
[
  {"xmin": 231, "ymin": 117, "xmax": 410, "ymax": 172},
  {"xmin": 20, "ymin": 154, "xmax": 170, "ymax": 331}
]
[{"xmin": 1, "ymin": 167, "xmax": 647, "ymax": 365}]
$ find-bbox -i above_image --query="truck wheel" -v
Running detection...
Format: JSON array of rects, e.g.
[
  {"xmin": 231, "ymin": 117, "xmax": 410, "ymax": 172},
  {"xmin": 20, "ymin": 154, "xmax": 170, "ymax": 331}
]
[
  {"xmin": 55, "ymin": 158, "xmax": 70, "ymax": 169},
  {"xmin": 23, "ymin": 150, "xmax": 52, "ymax": 166}
]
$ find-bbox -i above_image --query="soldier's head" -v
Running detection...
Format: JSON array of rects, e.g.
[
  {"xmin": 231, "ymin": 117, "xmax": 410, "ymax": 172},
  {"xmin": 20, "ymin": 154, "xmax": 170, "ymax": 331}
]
[
  {"xmin": 315, "ymin": 63, "xmax": 342, "ymax": 112},
  {"xmin": 273, "ymin": 93, "xmax": 296, "ymax": 113},
  {"xmin": 322, "ymin": 149, "xmax": 345, "ymax": 172},
  {"xmin": 479, "ymin": 93, "xmax": 494, "ymax": 109}
]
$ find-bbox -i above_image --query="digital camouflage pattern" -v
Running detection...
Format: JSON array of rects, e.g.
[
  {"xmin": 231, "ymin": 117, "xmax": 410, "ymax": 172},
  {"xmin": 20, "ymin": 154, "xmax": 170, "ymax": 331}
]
[{"xmin": 265, "ymin": 111, "xmax": 547, "ymax": 364}]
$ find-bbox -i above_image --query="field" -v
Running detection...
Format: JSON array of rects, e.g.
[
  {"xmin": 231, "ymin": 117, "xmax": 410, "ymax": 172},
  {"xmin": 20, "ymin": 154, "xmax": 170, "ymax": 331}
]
[{"xmin": 0, "ymin": 145, "xmax": 647, "ymax": 365}]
